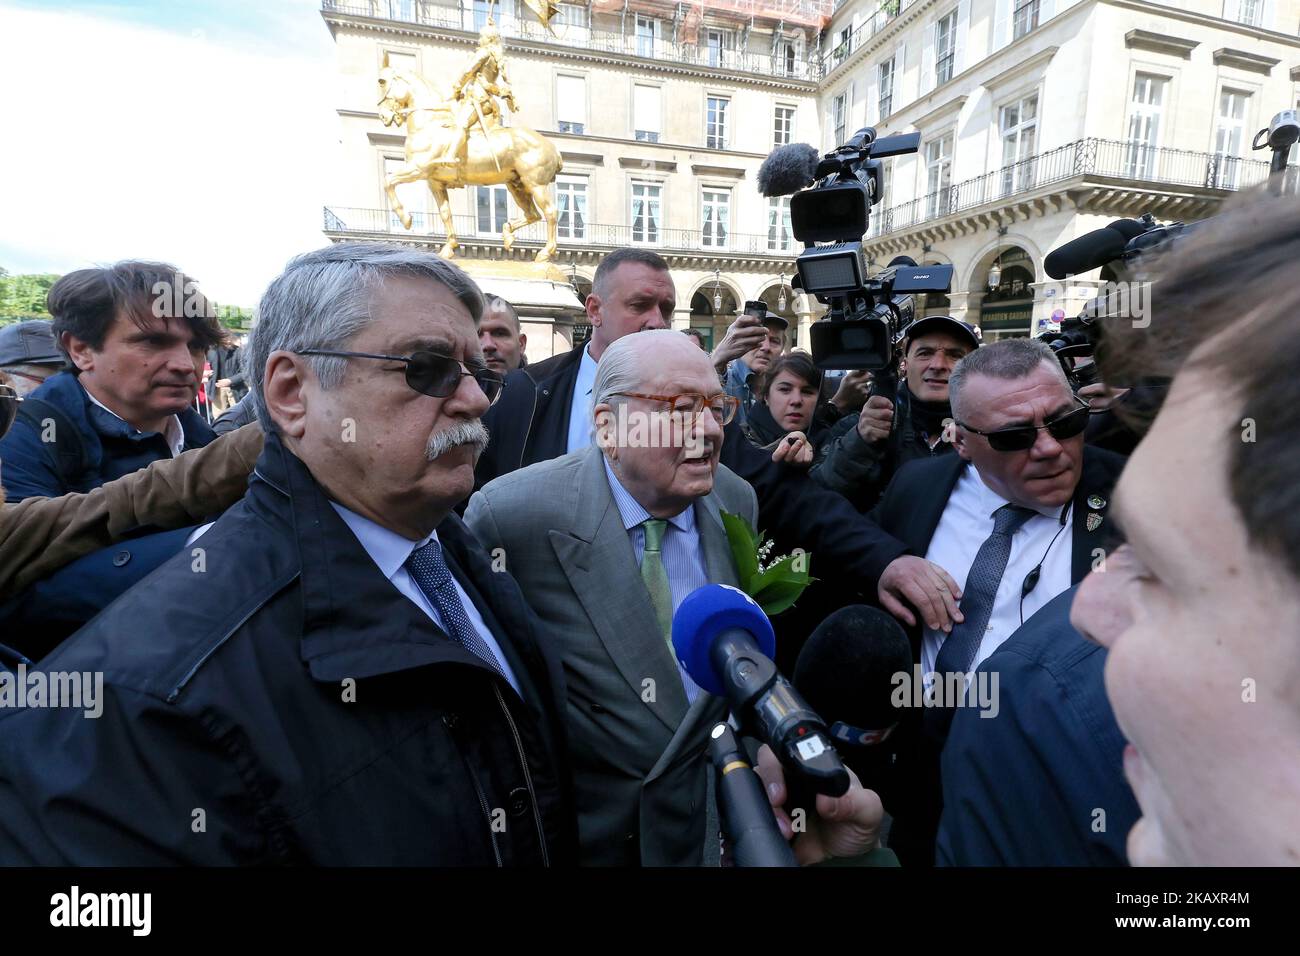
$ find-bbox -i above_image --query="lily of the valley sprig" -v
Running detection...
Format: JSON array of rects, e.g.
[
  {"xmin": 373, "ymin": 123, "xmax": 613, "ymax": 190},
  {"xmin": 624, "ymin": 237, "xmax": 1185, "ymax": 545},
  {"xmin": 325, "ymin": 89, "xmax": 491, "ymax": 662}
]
[{"xmin": 720, "ymin": 511, "xmax": 815, "ymax": 617}]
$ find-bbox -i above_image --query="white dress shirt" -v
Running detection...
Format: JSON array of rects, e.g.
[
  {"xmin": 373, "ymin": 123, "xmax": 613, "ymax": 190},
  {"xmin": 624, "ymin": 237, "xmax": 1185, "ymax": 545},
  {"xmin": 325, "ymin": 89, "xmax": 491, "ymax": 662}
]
[
  {"xmin": 565, "ymin": 344, "xmax": 600, "ymax": 454},
  {"xmin": 603, "ymin": 458, "xmax": 709, "ymax": 704},
  {"xmin": 329, "ymin": 502, "xmax": 523, "ymax": 698},
  {"xmin": 922, "ymin": 464, "xmax": 1074, "ymax": 682},
  {"xmin": 81, "ymin": 382, "xmax": 186, "ymax": 457}
]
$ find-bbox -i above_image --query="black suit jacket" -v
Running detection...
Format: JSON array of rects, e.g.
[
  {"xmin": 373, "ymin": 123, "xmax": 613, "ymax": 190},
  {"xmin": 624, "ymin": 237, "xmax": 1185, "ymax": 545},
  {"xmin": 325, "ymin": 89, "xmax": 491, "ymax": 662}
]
[
  {"xmin": 869, "ymin": 446, "xmax": 1127, "ymax": 585},
  {"xmin": 475, "ymin": 342, "xmax": 586, "ymax": 492},
  {"xmin": 866, "ymin": 445, "xmax": 1127, "ymax": 866}
]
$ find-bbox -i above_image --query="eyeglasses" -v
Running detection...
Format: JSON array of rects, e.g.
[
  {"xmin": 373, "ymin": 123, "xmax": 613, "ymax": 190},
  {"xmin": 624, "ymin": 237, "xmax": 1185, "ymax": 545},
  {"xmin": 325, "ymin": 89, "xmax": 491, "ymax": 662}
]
[
  {"xmin": 296, "ymin": 349, "xmax": 504, "ymax": 405},
  {"xmin": 0, "ymin": 384, "xmax": 16, "ymax": 440},
  {"xmin": 611, "ymin": 392, "xmax": 740, "ymax": 425},
  {"xmin": 957, "ymin": 398, "xmax": 1090, "ymax": 452}
]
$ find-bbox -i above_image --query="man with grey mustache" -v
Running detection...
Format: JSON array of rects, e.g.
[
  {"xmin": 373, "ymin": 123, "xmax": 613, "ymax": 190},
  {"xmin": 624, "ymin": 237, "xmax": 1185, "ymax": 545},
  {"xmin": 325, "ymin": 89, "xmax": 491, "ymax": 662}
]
[{"xmin": 0, "ymin": 244, "xmax": 578, "ymax": 865}]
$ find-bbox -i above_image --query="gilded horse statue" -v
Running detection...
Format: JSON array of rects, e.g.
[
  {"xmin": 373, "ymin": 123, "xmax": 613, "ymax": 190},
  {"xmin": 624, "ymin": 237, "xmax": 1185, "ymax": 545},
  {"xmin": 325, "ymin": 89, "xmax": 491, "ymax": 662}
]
[{"xmin": 377, "ymin": 29, "xmax": 563, "ymax": 262}]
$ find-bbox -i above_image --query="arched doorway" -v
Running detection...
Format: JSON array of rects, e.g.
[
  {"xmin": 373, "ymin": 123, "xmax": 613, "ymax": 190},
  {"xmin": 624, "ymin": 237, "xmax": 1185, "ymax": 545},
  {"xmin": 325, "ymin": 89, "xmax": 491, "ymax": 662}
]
[
  {"xmin": 757, "ymin": 282, "xmax": 797, "ymax": 341},
  {"xmin": 689, "ymin": 283, "xmax": 740, "ymax": 350},
  {"xmin": 978, "ymin": 247, "xmax": 1035, "ymax": 341}
]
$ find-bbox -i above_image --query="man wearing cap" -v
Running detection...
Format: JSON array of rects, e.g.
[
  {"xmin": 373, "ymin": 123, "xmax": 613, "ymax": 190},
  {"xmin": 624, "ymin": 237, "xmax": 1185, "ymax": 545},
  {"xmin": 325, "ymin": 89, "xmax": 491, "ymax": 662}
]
[
  {"xmin": 0, "ymin": 320, "xmax": 66, "ymax": 397},
  {"xmin": 811, "ymin": 315, "xmax": 979, "ymax": 511},
  {"xmin": 714, "ymin": 310, "xmax": 787, "ymax": 429}
]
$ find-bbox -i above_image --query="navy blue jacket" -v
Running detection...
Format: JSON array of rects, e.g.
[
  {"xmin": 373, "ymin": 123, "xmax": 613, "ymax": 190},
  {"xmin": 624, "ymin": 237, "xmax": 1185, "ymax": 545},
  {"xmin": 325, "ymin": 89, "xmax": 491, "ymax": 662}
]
[
  {"xmin": 0, "ymin": 370, "xmax": 216, "ymax": 501},
  {"xmin": 936, "ymin": 586, "xmax": 1140, "ymax": 866},
  {"xmin": 0, "ymin": 431, "xmax": 577, "ymax": 865}
]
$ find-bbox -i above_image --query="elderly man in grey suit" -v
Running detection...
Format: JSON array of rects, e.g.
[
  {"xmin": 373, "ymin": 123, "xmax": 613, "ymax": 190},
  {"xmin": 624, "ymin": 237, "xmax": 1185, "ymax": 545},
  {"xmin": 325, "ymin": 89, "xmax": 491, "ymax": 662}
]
[{"xmin": 466, "ymin": 329, "xmax": 757, "ymax": 866}]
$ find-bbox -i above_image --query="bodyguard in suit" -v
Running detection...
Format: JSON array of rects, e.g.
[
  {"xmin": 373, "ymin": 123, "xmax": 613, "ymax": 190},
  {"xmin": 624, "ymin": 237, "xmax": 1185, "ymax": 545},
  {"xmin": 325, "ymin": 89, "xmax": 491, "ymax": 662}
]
[
  {"xmin": 869, "ymin": 337, "xmax": 1126, "ymax": 865},
  {"xmin": 466, "ymin": 330, "xmax": 758, "ymax": 866}
]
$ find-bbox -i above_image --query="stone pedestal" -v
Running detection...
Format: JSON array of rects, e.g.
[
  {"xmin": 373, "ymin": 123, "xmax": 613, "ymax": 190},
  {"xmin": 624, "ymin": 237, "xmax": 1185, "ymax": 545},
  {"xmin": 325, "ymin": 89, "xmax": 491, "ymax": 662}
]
[{"xmin": 455, "ymin": 259, "xmax": 586, "ymax": 362}]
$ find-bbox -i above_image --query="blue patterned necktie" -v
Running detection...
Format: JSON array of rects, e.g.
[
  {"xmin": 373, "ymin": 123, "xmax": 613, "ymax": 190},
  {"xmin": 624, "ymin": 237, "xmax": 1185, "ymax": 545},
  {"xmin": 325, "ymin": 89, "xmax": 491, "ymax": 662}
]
[
  {"xmin": 927, "ymin": 503, "xmax": 1036, "ymax": 738},
  {"xmin": 406, "ymin": 539, "xmax": 506, "ymax": 679}
]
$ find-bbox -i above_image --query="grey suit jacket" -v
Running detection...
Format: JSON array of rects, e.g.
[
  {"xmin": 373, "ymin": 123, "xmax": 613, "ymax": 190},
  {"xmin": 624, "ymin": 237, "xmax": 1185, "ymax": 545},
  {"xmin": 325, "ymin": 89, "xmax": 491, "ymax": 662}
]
[{"xmin": 465, "ymin": 445, "xmax": 759, "ymax": 866}]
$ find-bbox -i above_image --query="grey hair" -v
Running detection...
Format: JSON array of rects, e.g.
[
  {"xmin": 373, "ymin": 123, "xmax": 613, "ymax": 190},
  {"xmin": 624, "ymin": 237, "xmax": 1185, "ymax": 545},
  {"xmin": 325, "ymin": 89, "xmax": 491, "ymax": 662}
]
[
  {"xmin": 247, "ymin": 242, "xmax": 484, "ymax": 432},
  {"xmin": 948, "ymin": 336, "xmax": 1068, "ymax": 423},
  {"xmin": 590, "ymin": 331, "xmax": 648, "ymax": 421}
]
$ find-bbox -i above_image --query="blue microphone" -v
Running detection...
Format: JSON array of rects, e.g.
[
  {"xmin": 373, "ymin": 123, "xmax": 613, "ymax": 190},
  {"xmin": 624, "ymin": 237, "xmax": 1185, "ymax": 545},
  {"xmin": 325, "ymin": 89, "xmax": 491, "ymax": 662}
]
[{"xmin": 673, "ymin": 585, "xmax": 849, "ymax": 797}]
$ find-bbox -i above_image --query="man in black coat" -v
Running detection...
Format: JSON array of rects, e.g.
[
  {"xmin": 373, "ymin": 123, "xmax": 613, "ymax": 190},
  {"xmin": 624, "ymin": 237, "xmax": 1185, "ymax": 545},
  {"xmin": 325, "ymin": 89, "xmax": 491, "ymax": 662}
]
[
  {"xmin": 0, "ymin": 244, "xmax": 577, "ymax": 865},
  {"xmin": 866, "ymin": 337, "xmax": 1127, "ymax": 866}
]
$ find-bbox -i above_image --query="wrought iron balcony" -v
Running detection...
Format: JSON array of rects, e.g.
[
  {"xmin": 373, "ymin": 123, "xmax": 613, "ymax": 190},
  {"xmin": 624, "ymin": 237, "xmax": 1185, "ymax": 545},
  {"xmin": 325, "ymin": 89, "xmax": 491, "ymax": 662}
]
[
  {"xmin": 869, "ymin": 137, "xmax": 1275, "ymax": 240},
  {"xmin": 321, "ymin": 0, "xmax": 820, "ymax": 80},
  {"xmin": 323, "ymin": 206, "xmax": 799, "ymax": 258}
]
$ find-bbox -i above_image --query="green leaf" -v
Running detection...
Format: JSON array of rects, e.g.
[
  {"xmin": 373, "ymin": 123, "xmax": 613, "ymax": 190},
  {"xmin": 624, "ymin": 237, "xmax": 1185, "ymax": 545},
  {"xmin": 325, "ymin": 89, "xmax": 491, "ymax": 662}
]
[
  {"xmin": 720, "ymin": 510, "xmax": 759, "ymax": 584},
  {"xmin": 752, "ymin": 579, "xmax": 808, "ymax": 617}
]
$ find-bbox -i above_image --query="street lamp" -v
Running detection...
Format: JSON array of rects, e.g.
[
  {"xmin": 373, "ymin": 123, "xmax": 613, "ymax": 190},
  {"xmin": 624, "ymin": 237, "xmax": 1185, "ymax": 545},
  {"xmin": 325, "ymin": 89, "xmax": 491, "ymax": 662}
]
[{"xmin": 712, "ymin": 269, "xmax": 723, "ymax": 312}]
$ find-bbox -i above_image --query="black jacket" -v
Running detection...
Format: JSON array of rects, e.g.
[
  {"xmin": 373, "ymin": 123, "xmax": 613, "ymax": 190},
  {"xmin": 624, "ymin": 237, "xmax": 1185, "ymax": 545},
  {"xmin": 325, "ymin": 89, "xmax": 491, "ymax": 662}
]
[
  {"xmin": 475, "ymin": 342, "xmax": 585, "ymax": 491},
  {"xmin": 866, "ymin": 447, "xmax": 1128, "ymax": 867},
  {"xmin": 811, "ymin": 386, "xmax": 956, "ymax": 512},
  {"xmin": 0, "ymin": 432, "xmax": 577, "ymax": 866}
]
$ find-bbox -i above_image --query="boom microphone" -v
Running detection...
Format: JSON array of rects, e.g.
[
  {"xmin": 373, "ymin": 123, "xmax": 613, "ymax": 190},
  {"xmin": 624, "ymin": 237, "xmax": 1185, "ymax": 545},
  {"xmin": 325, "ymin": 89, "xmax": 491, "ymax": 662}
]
[
  {"xmin": 758, "ymin": 143, "xmax": 821, "ymax": 197},
  {"xmin": 1043, "ymin": 218, "xmax": 1147, "ymax": 279},
  {"xmin": 673, "ymin": 584, "xmax": 850, "ymax": 797}
]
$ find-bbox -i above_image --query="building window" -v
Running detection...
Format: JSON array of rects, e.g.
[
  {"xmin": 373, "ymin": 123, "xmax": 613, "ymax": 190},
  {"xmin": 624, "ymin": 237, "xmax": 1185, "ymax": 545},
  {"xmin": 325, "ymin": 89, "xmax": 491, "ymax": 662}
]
[
  {"xmin": 556, "ymin": 3, "xmax": 590, "ymax": 31},
  {"xmin": 925, "ymin": 132, "xmax": 954, "ymax": 219},
  {"xmin": 556, "ymin": 175, "xmax": 587, "ymax": 240},
  {"xmin": 706, "ymin": 96, "xmax": 729, "ymax": 149},
  {"xmin": 702, "ymin": 189, "xmax": 730, "ymax": 248},
  {"xmin": 631, "ymin": 181, "xmax": 662, "ymax": 244},
  {"xmin": 476, "ymin": 184, "xmax": 510, "ymax": 234},
  {"xmin": 556, "ymin": 74, "xmax": 585, "ymax": 135},
  {"xmin": 473, "ymin": 0, "xmax": 493, "ymax": 31},
  {"xmin": 1235, "ymin": 0, "xmax": 1264, "ymax": 27},
  {"xmin": 878, "ymin": 57, "xmax": 895, "ymax": 119},
  {"xmin": 636, "ymin": 15, "xmax": 659, "ymax": 58},
  {"xmin": 870, "ymin": 159, "xmax": 893, "ymax": 237},
  {"xmin": 935, "ymin": 9, "xmax": 957, "ymax": 86},
  {"xmin": 1125, "ymin": 73, "xmax": 1166, "ymax": 179},
  {"xmin": 706, "ymin": 30, "xmax": 731, "ymax": 68},
  {"xmin": 999, "ymin": 92, "xmax": 1039, "ymax": 195},
  {"xmin": 1012, "ymin": 0, "xmax": 1040, "ymax": 40},
  {"xmin": 634, "ymin": 84, "xmax": 661, "ymax": 143},
  {"xmin": 1215, "ymin": 88, "xmax": 1250, "ymax": 189},
  {"xmin": 767, "ymin": 196, "xmax": 793, "ymax": 251},
  {"xmin": 388, "ymin": 0, "xmax": 414, "ymax": 20},
  {"xmin": 832, "ymin": 91, "xmax": 847, "ymax": 146},
  {"xmin": 775, "ymin": 39, "xmax": 798, "ymax": 77},
  {"xmin": 834, "ymin": 26, "xmax": 852, "ymax": 63},
  {"xmin": 773, "ymin": 105, "xmax": 795, "ymax": 147}
]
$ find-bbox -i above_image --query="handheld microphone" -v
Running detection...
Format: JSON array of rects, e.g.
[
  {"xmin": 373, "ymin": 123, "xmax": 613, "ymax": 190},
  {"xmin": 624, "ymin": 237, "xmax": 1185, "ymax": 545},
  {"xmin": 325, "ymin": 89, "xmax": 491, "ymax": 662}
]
[
  {"xmin": 1043, "ymin": 219, "xmax": 1146, "ymax": 279},
  {"xmin": 757, "ymin": 143, "xmax": 822, "ymax": 197},
  {"xmin": 708, "ymin": 722, "xmax": 798, "ymax": 867},
  {"xmin": 673, "ymin": 584, "xmax": 850, "ymax": 797}
]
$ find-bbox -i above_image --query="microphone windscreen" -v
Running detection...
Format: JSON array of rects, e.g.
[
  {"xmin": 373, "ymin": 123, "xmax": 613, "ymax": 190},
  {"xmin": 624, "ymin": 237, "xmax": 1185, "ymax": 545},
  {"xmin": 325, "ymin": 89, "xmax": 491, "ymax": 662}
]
[
  {"xmin": 1044, "ymin": 226, "xmax": 1131, "ymax": 280},
  {"xmin": 671, "ymin": 584, "xmax": 776, "ymax": 697},
  {"xmin": 757, "ymin": 143, "xmax": 821, "ymax": 197},
  {"xmin": 793, "ymin": 605, "xmax": 912, "ymax": 741},
  {"xmin": 1105, "ymin": 218, "xmax": 1147, "ymax": 240}
]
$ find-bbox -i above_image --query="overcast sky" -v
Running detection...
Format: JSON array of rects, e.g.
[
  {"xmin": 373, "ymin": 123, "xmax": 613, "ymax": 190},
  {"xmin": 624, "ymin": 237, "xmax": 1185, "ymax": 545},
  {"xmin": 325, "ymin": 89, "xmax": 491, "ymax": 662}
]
[{"xmin": 0, "ymin": 1, "xmax": 342, "ymax": 307}]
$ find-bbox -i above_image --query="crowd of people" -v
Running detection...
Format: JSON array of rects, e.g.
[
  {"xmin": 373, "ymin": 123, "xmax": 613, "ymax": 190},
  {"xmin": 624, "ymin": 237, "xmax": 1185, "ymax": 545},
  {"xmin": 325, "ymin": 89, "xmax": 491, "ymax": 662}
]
[{"xmin": 0, "ymin": 189, "xmax": 1295, "ymax": 868}]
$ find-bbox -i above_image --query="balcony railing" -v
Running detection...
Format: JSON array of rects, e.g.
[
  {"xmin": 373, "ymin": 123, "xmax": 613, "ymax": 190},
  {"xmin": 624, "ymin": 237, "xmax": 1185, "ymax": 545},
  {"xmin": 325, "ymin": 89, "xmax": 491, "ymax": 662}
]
[
  {"xmin": 869, "ymin": 137, "xmax": 1275, "ymax": 239},
  {"xmin": 322, "ymin": 1, "xmax": 819, "ymax": 80},
  {"xmin": 323, "ymin": 206, "xmax": 799, "ymax": 256},
  {"xmin": 821, "ymin": 0, "xmax": 911, "ymax": 78}
]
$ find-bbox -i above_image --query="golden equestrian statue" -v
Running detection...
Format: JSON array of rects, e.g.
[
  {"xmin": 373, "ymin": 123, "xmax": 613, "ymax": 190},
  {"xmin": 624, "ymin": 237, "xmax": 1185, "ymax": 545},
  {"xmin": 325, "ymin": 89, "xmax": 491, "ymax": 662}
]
[{"xmin": 378, "ymin": 20, "xmax": 563, "ymax": 263}]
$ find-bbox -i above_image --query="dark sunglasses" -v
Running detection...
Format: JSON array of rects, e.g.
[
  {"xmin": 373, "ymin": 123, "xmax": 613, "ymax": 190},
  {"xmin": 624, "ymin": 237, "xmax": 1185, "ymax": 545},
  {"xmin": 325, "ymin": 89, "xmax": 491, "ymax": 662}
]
[
  {"xmin": 957, "ymin": 398, "xmax": 1090, "ymax": 452},
  {"xmin": 296, "ymin": 349, "xmax": 504, "ymax": 405},
  {"xmin": 0, "ymin": 384, "xmax": 16, "ymax": 441}
]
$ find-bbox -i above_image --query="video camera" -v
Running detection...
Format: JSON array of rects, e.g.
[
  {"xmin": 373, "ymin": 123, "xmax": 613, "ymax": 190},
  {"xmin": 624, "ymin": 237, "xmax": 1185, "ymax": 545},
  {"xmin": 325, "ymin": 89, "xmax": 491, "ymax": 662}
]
[{"xmin": 758, "ymin": 128, "xmax": 954, "ymax": 389}]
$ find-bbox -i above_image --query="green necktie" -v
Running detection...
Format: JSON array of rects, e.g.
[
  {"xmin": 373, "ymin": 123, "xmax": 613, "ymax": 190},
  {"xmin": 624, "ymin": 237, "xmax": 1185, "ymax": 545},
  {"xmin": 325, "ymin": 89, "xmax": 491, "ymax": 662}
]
[{"xmin": 639, "ymin": 518, "xmax": 673, "ymax": 647}]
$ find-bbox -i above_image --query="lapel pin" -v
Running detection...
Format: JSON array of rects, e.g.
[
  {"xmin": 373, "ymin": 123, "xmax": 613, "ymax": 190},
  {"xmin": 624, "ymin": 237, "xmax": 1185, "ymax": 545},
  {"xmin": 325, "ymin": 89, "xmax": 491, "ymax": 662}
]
[
  {"xmin": 1087, "ymin": 494, "xmax": 1107, "ymax": 510},
  {"xmin": 1086, "ymin": 513, "xmax": 1103, "ymax": 532}
]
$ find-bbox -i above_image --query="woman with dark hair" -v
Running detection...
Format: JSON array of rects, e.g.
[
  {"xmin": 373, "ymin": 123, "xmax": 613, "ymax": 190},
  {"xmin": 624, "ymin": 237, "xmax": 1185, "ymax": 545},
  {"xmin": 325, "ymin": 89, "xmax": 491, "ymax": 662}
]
[{"xmin": 741, "ymin": 351, "xmax": 824, "ymax": 451}]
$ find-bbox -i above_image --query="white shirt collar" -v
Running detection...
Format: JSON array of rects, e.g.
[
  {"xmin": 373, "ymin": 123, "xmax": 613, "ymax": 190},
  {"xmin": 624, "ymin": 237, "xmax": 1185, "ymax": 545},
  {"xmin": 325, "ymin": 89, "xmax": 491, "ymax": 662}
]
[
  {"xmin": 968, "ymin": 463, "xmax": 1067, "ymax": 522},
  {"xmin": 329, "ymin": 501, "xmax": 435, "ymax": 582},
  {"xmin": 80, "ymin": 380, "xmax": 186, "ymax": 457}
]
